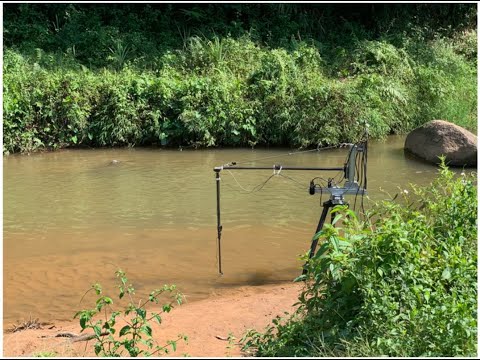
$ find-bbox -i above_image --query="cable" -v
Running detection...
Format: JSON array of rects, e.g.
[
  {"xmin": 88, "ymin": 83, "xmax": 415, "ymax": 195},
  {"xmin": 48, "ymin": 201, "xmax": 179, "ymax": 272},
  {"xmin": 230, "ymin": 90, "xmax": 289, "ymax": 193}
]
[
  {"xmin": 278, "ymin": 173, "xmax": 309, "ymax": 190},
  {"xmin": 232, "ymin": 148, "xmax": 322, "ymax": 167},
  {"xmin": 231, "ymin": 143, "xmax": 354, "ymax": 167},
  {"xmin": 225, "ymin": 169, "xmax": 276, "ymax": 194},
  {"xmin": 310, "ymin": 176, "xmax": 329, "ymax": 185},
  {"xmin": 222, "ymin": 142, "xmax": 355, "ymax": 195},
  {"xmin": 330, "ymin": 169, "xmax": 345, "ymax": 184}
]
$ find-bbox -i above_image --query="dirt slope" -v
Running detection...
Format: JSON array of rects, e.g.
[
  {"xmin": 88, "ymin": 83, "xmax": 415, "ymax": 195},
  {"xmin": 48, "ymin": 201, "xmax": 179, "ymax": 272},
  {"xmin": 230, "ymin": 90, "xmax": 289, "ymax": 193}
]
[{"xmin": 4, "ymin": 282, "xmax": 303, "ymax": 357}]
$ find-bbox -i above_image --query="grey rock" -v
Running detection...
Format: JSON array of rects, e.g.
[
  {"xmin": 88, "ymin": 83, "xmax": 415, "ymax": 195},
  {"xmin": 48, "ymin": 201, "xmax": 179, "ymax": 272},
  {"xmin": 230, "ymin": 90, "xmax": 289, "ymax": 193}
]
[{"xmin": 404, "ymin": 120, "xmax": 477, "ymax": 167}]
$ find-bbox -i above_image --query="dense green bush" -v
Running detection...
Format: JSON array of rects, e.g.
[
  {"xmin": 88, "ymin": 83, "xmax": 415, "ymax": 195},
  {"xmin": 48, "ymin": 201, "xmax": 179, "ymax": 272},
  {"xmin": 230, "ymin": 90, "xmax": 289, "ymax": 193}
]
[
  {"xmin": 4, "ymin": 32, "xmax": 476, "ymax": 154},
  {"xmin": 3, "ymin": 4, "xmax": 477, "ymax": 154},
  {"xmin": 5, "ymin": 4, "xmax": 475, "ymax": 67},
  {"xmin": 242, "ymin": 162, "xmax": 477, "ymax": 357}
]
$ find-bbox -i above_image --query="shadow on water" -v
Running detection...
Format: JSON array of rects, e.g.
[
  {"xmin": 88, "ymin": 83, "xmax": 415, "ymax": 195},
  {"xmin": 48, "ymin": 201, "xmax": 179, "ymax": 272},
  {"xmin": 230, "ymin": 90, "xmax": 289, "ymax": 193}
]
[
  {"xmin": 403, "ymin": 148, "xmax": 477, "ymax": 169},
  {"xmin": 214, "ymin": 268, "xmax": 301, "ymax": 288}
]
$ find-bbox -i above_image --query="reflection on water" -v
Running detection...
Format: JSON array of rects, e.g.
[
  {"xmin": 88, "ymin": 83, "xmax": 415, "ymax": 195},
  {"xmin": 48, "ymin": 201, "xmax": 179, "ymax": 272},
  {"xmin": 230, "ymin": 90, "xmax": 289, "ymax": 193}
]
[{"xmin": 3, "ymin": 136, "xmax": 464, "ymax": 324}]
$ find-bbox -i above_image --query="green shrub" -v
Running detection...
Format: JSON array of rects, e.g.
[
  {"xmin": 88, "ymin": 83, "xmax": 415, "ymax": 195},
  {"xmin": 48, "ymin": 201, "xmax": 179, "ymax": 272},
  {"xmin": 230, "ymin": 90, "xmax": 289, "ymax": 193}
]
[
  {"xmin": 75, "ymin": 269, "xmax": 187, "ymax": 357},
  {"xmin": 3, "ymin": 24, "xmax": 477, "ymax": 154},
  {"xmin": 451, "ymin": 29, "xmax": 477, "ymax": 64},
  {"xmin": 242, "ymin": 162, "xmax": 477, "ymax": 357}
]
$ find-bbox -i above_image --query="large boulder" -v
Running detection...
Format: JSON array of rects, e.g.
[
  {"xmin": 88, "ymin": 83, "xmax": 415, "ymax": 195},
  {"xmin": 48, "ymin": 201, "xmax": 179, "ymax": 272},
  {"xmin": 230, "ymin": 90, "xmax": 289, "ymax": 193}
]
[{"xmin": 404, "ymin": 120, "xmax": 477, "ymax": 167}]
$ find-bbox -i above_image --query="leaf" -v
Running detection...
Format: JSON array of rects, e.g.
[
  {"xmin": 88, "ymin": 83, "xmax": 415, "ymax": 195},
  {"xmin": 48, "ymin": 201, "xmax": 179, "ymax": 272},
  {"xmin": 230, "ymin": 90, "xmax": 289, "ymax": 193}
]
[
  {"xmin": 103, "ymin": 296, "xmax": 113, "ymax": 305},
  {"xmin": 92, "ymin": 283, "xmax": 102, "ymax": 295},
  {"xmin": 137, "ymin": 307, "xmax": 147, "ymax": 319},
  {"xmin": 93, "ymin": 325, "xmax": 102, "ymax": 337},
  {"xmin": 332, "ymin": 214, "xmax": 343, "ymax": 225},
  {"xmin": 119, "ymin": 325, "xmax": 131, "ymax": 337},
  {"xmin": 442, "ymin": 268, "xmax": 452, "ymax": 281},
  {"xmin": 152, "ymin": 313, "xmax": 162, "ymax": 324},
  {"xmin": 140, "ymin": 325, "xmax": 152, "ymax": 337},
  {"xmin": 293, "ymin": 274, "xmax": 307, "ymax": 282},
  {"xmin": 314, "ymin": 242, "xmax": 330, "ymax": 258},
  {"xmin": 312, "ymin": 230, "xmax": 325, "ymax": 242},
  {"xmin": 139, "ymin": 338, "xmax": 153, "ymax": 348},
  {"xmin": 96, "ymin": 296, "xmax": 113, "ymax": 311},
  {"xmin": 94, "ymin": 342, "xmax": 103, "ymax": 355},
  {"xmin": 80, "ymin": 316, "xmax": 87, "ymax": 330},
  {"xmin": 73, "ymin": 310, "xmax": 83, "ymax": 319},
  {"xmin": 424, "ymin": 290, "xmax": 431, "ymax": 303},
  {"xmin": 176, "ymin": 294, "xmax": 184, "ymax": 305}
]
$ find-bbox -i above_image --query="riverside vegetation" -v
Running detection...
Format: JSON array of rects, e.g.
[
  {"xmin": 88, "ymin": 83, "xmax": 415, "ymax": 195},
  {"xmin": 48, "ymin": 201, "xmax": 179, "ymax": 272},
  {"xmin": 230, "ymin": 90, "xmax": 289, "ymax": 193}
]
[
  {"xmin": 3, "ymin": 4, "xmax": 477, "ymax": 154},
  {"xmin": 242, "ymin": 162, "xmax": 477, "ymax": 357},
  {"xmin": 74, "ymin": 269, "xmax": 187, "ymax": 357}
]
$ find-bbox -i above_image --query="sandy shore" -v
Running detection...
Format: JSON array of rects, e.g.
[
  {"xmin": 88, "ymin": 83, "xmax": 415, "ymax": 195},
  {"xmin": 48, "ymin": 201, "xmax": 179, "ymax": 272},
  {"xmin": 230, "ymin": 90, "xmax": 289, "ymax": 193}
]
[{"xmin": 3, "ymin": 281, "xmax": 303, "ymax": 357}]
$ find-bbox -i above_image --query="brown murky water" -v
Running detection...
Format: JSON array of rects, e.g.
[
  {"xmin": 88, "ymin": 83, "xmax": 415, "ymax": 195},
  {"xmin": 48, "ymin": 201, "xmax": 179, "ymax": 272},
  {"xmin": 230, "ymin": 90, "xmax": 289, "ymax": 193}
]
[{"xmin": 3, "ymin": 136, "xmax": 460, "ymax": 326}]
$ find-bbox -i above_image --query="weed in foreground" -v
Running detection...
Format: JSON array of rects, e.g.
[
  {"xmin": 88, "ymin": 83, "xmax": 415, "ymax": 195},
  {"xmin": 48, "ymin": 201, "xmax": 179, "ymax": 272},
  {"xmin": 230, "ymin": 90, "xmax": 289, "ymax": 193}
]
[{"xmin": 74, "ymin": 269, "xmax": 188, "ymax": 357}]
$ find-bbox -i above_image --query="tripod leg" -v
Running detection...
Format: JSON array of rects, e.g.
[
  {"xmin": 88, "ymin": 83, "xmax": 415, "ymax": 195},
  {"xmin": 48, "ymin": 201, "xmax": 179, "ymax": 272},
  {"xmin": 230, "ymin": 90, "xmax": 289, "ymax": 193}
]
[
  {"xmin": 302, "ymin": 201, "xmax": 332, "ymax": 275},
  {"xmin": 309, "ymin": 202, "xmax": 331, "ymax": 258}
]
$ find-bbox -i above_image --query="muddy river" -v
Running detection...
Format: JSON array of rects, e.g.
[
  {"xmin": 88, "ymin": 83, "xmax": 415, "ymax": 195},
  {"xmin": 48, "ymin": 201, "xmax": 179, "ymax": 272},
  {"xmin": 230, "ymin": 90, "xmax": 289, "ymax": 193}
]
[{"xmin": 3, "ymin": 136, "xmax": 461, "ymax": 326}]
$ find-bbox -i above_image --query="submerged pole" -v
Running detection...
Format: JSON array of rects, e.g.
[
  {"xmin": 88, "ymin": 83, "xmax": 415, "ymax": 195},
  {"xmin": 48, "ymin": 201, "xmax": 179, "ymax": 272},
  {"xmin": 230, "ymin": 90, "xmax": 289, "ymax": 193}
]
[{"xmin": 215, "ymin": 169, "xmax": 223, "ymax": 275}]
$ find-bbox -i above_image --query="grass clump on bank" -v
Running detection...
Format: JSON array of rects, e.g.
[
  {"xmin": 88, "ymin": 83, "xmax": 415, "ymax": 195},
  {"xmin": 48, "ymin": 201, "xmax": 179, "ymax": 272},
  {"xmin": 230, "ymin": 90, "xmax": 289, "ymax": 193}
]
[{"xmin": 242, "ymin": 162, "xmax": 477, "ymax": 357}]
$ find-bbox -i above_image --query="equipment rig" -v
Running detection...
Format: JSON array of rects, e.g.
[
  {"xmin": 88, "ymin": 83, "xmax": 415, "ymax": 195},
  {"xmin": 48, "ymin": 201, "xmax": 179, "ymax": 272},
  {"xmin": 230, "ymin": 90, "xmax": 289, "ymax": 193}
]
[{"xmin": 213, "ymin": 140, "xmax": 367, "ymax": 275}]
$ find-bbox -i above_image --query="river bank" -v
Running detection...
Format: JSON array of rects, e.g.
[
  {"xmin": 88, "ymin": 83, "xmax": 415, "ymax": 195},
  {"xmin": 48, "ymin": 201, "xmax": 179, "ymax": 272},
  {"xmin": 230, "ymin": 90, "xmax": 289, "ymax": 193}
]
[
  {"xmin": 4, "ymin": 281, "xmax": 303, "ymax": 357},
  {"xmin": 4, "ymin": 5, "xmax": 476, "ymax": 155}
]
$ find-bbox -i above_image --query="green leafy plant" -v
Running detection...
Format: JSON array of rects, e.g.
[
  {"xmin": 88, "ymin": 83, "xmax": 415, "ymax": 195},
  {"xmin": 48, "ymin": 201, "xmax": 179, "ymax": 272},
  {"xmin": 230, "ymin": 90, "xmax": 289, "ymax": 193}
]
[
  {"xmin": 224, "ymin": 332, "xmax": 237, "ymax": 357},
  {"xmin": 3, "ymin": 4, "xmax": 477, "ymax": 154},
  {"xmin": 242, "ymin": 161, "xmax": 477, "ymax": 357},
  {"xmin": 74, "ymin": 269, "xmax": 188, "ymax": 357},
  {"xmin": 108, "ymin": 40, "xmax": 131, "ymax": 71}
]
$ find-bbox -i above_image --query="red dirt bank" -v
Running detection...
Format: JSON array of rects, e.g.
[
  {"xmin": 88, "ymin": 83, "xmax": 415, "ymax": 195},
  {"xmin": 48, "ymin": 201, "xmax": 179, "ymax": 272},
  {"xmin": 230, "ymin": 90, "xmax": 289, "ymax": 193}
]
[{"xmin": 4, "ymin": 282, "xmax": 302, "ymax": 357}]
